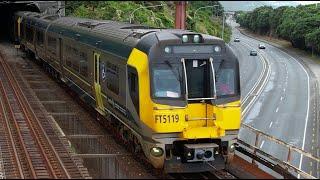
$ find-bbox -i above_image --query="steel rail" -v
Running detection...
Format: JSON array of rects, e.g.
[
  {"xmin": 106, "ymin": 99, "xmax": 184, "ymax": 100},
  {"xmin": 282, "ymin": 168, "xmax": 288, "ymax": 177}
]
[
  {"xmin": 0, "ymin": 62, "xmax": 38, "ymax": 178},
  {"xmin": 0, "ymin": 82, "xmax": 24, "ymax": 178},
  {"xmin": 0, "ymin": 53, "xmax": 71, "ymax": 178}
]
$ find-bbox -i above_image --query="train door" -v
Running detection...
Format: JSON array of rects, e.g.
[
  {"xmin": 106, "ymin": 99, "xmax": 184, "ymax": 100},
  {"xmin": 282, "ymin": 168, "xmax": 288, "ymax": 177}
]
[
  {"xmin": 14, "ymin": 17, "xmax": 22, "ymax": 48},
  {"xmin": 183, "ymin": 58, "xmax": 217, "ymax": 123},
  {"xmin": 93, "ymin": 52, "xmax": 104, "ymax": 112},
  {"xmin": 186, "ymin": 59, "xmax": 208, "ymax": 119}
]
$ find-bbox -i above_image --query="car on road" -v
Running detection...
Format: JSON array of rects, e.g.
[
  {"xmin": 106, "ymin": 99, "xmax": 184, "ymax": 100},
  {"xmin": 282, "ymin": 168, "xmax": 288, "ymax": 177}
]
[
  {"xmin": 258, "ymin": 43, "xmax": 266, "ymax": 49},
  {"xmin": 234, "ymin": 38, "xmax": 240, "ymax": 42},
  {"xmin": 250, "ymin": 50, "xmax": 257, "ymax": 56}
]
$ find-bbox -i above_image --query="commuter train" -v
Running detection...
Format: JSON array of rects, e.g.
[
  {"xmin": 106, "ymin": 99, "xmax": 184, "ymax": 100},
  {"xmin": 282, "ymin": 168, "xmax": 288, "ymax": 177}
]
[{"xmin": 13, "ymin": 11, "xmax": 241, "ymax": 172}]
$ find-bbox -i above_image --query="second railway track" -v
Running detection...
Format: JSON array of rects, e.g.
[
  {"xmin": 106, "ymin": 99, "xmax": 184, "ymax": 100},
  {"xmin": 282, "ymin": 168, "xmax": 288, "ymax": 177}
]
[{"xmin": 0, "ymin": 51, "xmax": 90, "ymax": 179}]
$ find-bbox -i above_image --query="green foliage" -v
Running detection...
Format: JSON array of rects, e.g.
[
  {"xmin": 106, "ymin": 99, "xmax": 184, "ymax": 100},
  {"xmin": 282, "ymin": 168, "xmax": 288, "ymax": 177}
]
[
  {"xmin": 65, "ymin": 1, "xmax": 231, "ymax": 42},
  {"xmin": 236, "ymin": 4, "xmax": 320, "ymax": 54},
  {"xmin": 306, "ymin": 29, "xmax": 320, "ymax": 51}
]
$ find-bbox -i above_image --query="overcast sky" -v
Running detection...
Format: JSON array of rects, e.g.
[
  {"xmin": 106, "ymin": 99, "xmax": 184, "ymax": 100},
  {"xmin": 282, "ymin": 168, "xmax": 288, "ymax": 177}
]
[{"xmin": 294, "ymin": 1, "xmax": 320, "ymax": 4}]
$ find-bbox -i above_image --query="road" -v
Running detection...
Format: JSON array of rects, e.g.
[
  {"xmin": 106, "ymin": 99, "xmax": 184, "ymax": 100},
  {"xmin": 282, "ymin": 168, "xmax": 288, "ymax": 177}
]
[{"xmin": 227, "ymin": 18, "xmax": 319, "ymax": 178}]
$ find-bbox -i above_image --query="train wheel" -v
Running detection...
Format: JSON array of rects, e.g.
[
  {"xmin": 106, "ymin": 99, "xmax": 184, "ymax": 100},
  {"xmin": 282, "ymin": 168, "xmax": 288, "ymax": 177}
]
[{"xmin": 132, "ymin": 136, "xmax": 142, "ymax": 154}]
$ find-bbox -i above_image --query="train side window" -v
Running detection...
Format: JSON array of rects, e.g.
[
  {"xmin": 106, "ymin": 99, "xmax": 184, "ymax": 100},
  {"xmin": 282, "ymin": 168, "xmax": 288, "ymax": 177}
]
[
  {"xmin": 36, "ymin": 30, "xmax": 44, "ymax": 47},
  {"xmin": 128, "ymin": 66, "xmax": 139, "ymax": 114},
  {"xmin": 65, "ymin": 44, "xmax": 72, "ymax": 67},
  {"xmin": 47, "ymin": 35, "xmax": 57, "ymax": 55},
  {"xmin": 71, "ymin": 46, "xmax": 79, "ymax": 72},
  {"xmin": 106, "ymin": 61, "xmax": 119, "ymax": 95},
  {"xmin": 79, "ymin": 51, "xmax": 88, "ymax": 77},
  {"xmin": 26, "ymin": 26, "xmax": 33, "ymax": 43}
]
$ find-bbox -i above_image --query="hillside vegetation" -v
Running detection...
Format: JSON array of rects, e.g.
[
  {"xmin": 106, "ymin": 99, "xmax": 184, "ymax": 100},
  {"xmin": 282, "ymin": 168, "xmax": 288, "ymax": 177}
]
[
  {"xmin": 65, "ymin": 1, "xmax": 231, "ymax": 42},
  {"xmin": 235, "ymin": 4, "xmax": 320, "ymax": 54}
]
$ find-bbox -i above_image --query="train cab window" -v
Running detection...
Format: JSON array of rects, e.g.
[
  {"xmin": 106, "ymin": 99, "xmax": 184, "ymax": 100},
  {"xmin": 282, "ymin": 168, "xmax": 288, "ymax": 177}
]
[
  {"xmin": 128, "ymin": 66, "xmax": 139, "ymax": 114},
  {"xmin": 70, "ymin": 46, "xmax": 79, "ymax": 72},
  {"xmin": 47, "ymin": 35, "xmax": 57, "ymax": 55},
  {"xmin": 152, "ymin": 63, "xmax": 182, "ymax": 98},
  {"xmin": 216, "ymin": 68, "xmax": 237, "ymax": 97},
  {"xmin": 26, "ymin": 26, "xmax": 33, "ymax": 43},
  {"xmin": 36, "ymin": 30, "xmax": 44, "ymax": 47},
  {"xmin": 106, "ymin": 61, "xmax": 119, "ymax": 95}
]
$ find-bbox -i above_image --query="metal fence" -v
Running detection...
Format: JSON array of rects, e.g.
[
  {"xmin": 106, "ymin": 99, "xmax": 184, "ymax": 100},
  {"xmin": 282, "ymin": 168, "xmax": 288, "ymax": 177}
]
[{"xmin": 237, "ymin": 123, "xmax": 319, "ymax": 179}]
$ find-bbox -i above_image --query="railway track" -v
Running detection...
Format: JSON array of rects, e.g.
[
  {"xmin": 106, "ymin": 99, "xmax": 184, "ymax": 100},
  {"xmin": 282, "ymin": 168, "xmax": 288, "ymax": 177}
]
[
  {"xmin": 0, "ymin": 51, "xmax": 89, "ymax": 179},
  {"xmin": 169, "ymin": 169, "xmax": 236, "ymax": 179}
]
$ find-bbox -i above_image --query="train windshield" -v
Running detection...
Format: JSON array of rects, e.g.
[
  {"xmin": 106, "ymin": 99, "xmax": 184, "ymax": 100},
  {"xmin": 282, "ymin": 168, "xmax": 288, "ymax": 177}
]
[
  {"xmin": 152, "ymin": 63, "xmax": 183, "ymax": 98},
  {"xmin": 216, "ymin": 68, "xmax": 236, "ymax": 96},
  {"xmin": 216, "ymin": 60, "xmax": 238, "ymax": 98}
]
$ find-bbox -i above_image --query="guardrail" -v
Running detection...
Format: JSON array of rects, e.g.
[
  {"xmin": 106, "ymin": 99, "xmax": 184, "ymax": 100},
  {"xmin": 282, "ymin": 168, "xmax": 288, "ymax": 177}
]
[{"xmin": 236, "ymin": 123, "xmax": 319, "ymax": 179}]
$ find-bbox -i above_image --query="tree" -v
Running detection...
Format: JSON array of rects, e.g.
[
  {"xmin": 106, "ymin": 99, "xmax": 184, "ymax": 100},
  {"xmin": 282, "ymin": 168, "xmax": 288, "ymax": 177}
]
[{"xmin": 237, "ymin": 3, "xmax": 320, "ymax": 54}]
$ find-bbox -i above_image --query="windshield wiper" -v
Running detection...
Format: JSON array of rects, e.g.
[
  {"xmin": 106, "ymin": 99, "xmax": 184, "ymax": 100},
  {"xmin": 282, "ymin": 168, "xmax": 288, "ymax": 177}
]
[
  {"xmin": 216, "ymin": 59, "xmax": 225, "ymax": 77},
  {"xmin": 164, "ymin": 60, "xmax": 182, "ymax": 83}
]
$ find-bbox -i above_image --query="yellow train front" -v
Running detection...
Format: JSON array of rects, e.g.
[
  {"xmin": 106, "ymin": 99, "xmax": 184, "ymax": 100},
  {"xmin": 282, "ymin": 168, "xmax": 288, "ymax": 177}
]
[
  {"xmin": 14, "ymin": 12, "xmax": 241, "ymax": 173},
  {"xmin": 131, "ymin": 33, "xmax": 241, "ymax": 172}
]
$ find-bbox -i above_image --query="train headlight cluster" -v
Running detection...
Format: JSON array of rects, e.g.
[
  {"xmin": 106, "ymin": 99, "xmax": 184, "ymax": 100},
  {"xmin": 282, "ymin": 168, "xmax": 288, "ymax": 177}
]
[
  {"xmin": 150, "ymin": 147, "xmax": 164, "ymax": 157},
  {"xmin": 196, "ymin": 150, "xmax": 213, "ymax": 160},
  {"xmin": 183, "ymin": 144, "xmax": 217, "ymax": 162},
  {"xmin": 181, "ymin": 34, "xmax": 202, "ymax": 43}
]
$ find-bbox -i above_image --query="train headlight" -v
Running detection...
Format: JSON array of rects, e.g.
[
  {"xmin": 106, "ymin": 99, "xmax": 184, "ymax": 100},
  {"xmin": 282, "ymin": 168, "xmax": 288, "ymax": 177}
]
[
  {"xmin": 186, "ymin": 151, "xmax": 194, "ymax": 160},
  {"xmin": 214, "ymin": 45, "xmax": 221, "ymax": 52},
  {"xmin": 182, "ymin": 35, "xmax": 188, "ymax": 43},
  {"xmin": 229, "ymin": 144, "xmax": 235, "ymax": 153},
  {"xmin": 193, "ymin": 35, "xmax": 200, "ymax": 43},
  {"xmin": 150, "ymin": 147, "xmax": 164, "ymax": 157},
  {"xmin": 164, "ymin": 46, "xmax": 171, "ymax": 53}
]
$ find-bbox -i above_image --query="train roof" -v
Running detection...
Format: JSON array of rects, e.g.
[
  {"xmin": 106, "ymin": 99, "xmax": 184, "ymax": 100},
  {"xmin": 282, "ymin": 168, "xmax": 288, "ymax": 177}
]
[{"xmin": 16, "ymin": 11, "xmax": 224, "ymax": 59}]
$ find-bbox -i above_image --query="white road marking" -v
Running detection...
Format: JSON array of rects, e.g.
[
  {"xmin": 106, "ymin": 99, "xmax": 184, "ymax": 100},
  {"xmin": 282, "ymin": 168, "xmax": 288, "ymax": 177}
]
[
  {"xmin": 260, "ymin": 140, "xmax": 265, "ymax": 148},
  {"xmin": 274, "ymin": 51, "xmax": 310, "ymax": 177},
  {"xmin": 276, "ymin": 107, "xmax": 279, "ymax": 113},
  {"xmin": 269, "ymin": 121, "xmax": 273, "ymax": 128},
  {"xmin": 283, "ymin": 88, "xmax": 286, "ymax": 92},
  {"xmin": 241, "ymin": 42, "xmax": 270, "ymax": 117},
  {"xmin": 280, "ymin": 96, "xmax": 284, "ymax": 101},
  {"xmin": 317, "ymin": 149, "xmax": 320, "ymax": 177}
]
